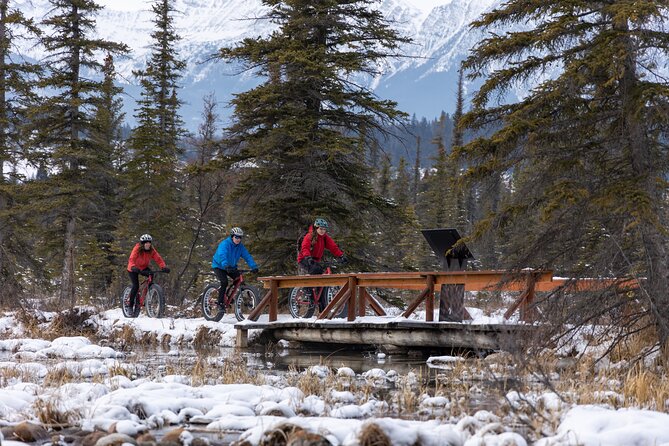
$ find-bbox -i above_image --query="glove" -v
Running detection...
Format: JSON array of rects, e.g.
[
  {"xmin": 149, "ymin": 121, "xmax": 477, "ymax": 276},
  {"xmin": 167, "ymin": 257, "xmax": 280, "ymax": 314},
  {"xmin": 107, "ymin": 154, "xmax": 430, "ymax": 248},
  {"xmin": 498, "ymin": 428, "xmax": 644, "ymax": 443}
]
[
  {"xmin": 304, "ymin": 256, "xmax": 314, "ymax": 266},
  {"xmin": 339, "ymin": 255, "xmax": 348, "ymax": 264},
  {"xmin": 161, "ymin": 267, "xmax": 170, "ymax": 273},
  {"xmin": 130, "ymin": 266, "xmax": 140, "ymax": 273},
  {"xmin": 310, "ymin": 263, "xmax": 324, "ymax": 275},
  {"xmin": 251, "ymin": 268, "xmax": 259, "ymax": 274}
]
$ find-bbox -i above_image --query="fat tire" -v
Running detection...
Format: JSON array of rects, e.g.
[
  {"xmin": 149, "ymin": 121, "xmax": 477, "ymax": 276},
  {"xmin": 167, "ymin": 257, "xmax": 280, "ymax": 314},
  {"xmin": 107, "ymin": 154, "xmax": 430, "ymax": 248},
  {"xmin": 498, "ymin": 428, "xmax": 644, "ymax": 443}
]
[
  {"xmin": 145, "ymin": 284, "xmax": 165, "ymax": 318},
  {"xmin": 234, "ymin": 285, "xmax": 260, "ymax": 321},
  {"xmin": 202, "ymin": 284, "xmax": 225, "ymax": 322},
  {"xmin": 289, "ymin": 287, "xmax": 315, "ymax": 318},
  {"xmin": 121, "ymin": 285, "xmax": 136, "ymax": 318},
  {"xmin": 324, "ymin": 286, "xmax": 348, "ymax": 318}
]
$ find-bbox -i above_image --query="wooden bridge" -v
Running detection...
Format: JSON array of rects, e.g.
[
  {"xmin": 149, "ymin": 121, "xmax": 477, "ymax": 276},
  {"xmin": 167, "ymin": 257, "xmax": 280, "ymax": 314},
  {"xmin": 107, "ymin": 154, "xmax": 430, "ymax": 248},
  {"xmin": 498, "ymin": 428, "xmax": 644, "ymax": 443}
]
[{"xmin": 235, "ymin": 270, "xmax": 637, "ymax": 351}]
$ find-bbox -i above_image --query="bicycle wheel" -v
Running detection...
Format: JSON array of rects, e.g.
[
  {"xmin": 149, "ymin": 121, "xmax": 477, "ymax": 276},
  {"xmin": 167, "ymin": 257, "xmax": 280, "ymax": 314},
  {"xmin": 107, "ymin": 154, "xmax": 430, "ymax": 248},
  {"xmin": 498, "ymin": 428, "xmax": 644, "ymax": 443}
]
[
  {"xmin": 234, "ymin": 285, "xmax": 260, "ymax": 321},
  {"xmin": 121, "ymin": 285, "xmax": 137, "ymax": 318},
  {"xmin": 289, "ymin": 287, "xmax": 315, "ymax": 318},
  {"xmin": 201, "ymin": 284, "xmax": 225, "ymax": 322},
  {"xmin": 324, "ymin": 286, "xmax": 348, "ymax": 318},
  {"xmin": 145, "ymin": 284, "xmax": 165, "ymax": 318}
]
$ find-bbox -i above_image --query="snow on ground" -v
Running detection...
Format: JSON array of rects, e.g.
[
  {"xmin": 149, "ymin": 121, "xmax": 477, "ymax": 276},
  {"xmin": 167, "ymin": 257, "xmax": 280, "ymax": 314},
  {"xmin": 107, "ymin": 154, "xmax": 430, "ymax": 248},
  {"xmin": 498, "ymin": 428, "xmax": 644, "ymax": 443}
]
[{"xmin": 1, "ymin": 309, "xmax": 669, "ymax": 445}]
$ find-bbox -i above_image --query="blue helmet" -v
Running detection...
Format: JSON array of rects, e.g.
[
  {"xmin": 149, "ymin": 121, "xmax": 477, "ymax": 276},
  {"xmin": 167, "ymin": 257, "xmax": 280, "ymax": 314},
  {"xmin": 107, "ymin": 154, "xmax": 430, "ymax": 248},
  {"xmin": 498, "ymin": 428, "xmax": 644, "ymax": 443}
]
[{"xmin": 314, "ymin": 218, "xmax": 328, "ymax": 229}]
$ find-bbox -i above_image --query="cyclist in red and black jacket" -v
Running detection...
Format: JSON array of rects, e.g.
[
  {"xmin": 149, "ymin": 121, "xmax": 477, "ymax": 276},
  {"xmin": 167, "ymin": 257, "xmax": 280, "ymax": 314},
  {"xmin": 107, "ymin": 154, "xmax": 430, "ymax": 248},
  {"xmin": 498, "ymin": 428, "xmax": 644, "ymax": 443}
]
[
  {"xmin": 127, "ymin": 234, "xmax": 169, "ymax": 311},
  {"xmin": 297, "ymin": 218, "xmax": 347, "ymax": 274}
]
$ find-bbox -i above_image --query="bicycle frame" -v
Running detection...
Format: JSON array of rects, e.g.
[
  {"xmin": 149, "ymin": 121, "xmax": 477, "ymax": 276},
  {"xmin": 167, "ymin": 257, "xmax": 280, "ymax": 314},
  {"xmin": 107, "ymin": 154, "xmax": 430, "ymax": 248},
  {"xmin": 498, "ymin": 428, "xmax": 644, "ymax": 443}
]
[
  {"xmin": 292, "ymin": 265, "xmax": 333, "ymax": 309},
  {"xmin": 206, "ymin": 270, "xmax": 250, "ymax": 308},
  {"xmin": 136, "ymin": 274, "xmax": 155, "ymax": 307},
  {"xmin": 219, "ymin": 273, "xmax": 245, "ymax": 308}
]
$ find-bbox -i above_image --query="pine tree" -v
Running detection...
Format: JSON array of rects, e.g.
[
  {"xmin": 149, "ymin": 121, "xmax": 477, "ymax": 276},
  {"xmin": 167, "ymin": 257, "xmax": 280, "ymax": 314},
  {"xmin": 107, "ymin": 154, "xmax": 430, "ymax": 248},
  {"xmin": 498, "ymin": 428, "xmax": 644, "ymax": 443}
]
[
  {"xmin": 419, "ymin": 113, "xmax": 460, "ymax": 230},
  {"xmin": 391, "ymin": 157, "xmax": 421, "ymax": 269},
  {"xmin": 451, "ymin": 66, "xmax": 476, "ymax": 235},
  {"xmin": 80, "ymin": 53, "xmax": 126, "ymax": 295},
  {"xmin": 26, "ymin": 0, "xmax": 127, "ymax": 305},
  {"xmin": 392, "ymin": 157, "xmax": 411, "ymax": 209},
  {"xmin": 0, "ymin": 0, "xmax": 42, "ymax": 304},
  {"xmin": 216, "ymin": 0, "xmax": 411, "ymax": 272},
  {"xmin": 377, "ymin": 154, "xmax": 392, "ymax": 198},
  {"xmin": 179, "ymin": 94, "xmax": 233, "ymax": 303},
  {"xmin": 457, "ymin": 1, "xmax": 669, "ymax": 349},
  {"xmin": 412, "ymin": 136, "xmax": 421, "ymax": 205},
  {"xmin": 120, "ymin": 0, "xmax": 186, "ymax": 293}
]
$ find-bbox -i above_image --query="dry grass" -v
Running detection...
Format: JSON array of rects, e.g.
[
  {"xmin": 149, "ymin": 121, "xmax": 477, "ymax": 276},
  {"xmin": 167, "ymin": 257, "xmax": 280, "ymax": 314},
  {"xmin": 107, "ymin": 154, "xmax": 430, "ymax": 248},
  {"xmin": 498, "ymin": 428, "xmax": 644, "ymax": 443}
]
[
  {"xmin": 33, "ymin": 397, "xmax": 80, "ymax": 427},
  {"xmin": 257, "ymin": 423, "xmax": 330, "ymax": 446},
  {"xmin": 193, "ymin": 326, "xmax": 222, "ymax": 350},
  {"xmin": 13, "ymin": 309, "xmax": 47, "ymax": 339},
  {"xmin": 296, "ymin": 368, "xmax": 327, "ymax": 397},
  {"xmin": 46, "ymin": 308, "xmax": 98, "ymax": 340},
  {"xmin": 190, "ymin": 357, "xmax": 208, "ymax": 386},
  {"xmin": 623, "ymin": 366, "xmax": 669, "ymax": 411},
  {"xmin": 219, "ymin": 354, "xmax": 263, "ymax": 385},
  {"xmin": 43, "ymin": 367, "xmax": 78, "ymax": 387},
  {"xmin": 108, "ymin": 325, "xmax": 137, "ymax": 348},
  {"xmin": 358, "ymin": 422, "xmax": 391, "ymax": 446}
]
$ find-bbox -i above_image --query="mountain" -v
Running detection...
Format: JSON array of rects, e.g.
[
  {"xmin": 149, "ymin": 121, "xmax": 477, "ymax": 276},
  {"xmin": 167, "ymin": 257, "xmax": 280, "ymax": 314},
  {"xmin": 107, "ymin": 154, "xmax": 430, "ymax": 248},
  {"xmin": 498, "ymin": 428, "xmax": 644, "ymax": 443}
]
[{"xmin": 15, "ymin": 0, "xmax": 505, "ymax": 131}]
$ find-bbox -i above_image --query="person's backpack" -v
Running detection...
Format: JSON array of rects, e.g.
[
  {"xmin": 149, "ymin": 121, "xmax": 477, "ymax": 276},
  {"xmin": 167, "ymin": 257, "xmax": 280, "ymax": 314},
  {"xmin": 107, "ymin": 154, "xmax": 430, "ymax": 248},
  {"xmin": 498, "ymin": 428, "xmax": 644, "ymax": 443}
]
[{"xmin": 297, "ymin": 227, "xmax": 312, "ymax": 254}]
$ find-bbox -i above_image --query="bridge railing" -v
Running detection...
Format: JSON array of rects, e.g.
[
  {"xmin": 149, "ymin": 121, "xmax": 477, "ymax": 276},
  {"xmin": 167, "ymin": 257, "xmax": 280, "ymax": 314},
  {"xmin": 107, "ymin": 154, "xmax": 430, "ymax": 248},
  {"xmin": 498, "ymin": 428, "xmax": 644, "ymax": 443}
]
[{"xmin": 247, "ymin": 270, "xmax": 594, "ymax": 323}]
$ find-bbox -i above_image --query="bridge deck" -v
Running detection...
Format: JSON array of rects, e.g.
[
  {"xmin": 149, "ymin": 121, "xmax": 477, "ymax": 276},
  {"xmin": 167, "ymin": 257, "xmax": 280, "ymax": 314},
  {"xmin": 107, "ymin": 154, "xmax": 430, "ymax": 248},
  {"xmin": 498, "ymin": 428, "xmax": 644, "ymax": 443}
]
[
  {"xmin": 237, "ymin": 270, "xmax": 637, "ymax": 349},
  {"xmin": 234, "ymin": 317, "xmax": 536, "ymax": 351}
]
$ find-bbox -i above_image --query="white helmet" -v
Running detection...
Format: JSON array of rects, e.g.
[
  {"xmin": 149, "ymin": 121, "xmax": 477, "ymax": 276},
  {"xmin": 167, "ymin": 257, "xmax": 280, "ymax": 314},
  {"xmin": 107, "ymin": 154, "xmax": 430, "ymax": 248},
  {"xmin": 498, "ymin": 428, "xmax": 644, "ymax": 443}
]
[
  {"xmin": 139, "ymin": 234, "xmax": 153, "ymax": 243},
  {"xmin": 230, "ymin": 227, "xmax": 244, "ymax": 237}
]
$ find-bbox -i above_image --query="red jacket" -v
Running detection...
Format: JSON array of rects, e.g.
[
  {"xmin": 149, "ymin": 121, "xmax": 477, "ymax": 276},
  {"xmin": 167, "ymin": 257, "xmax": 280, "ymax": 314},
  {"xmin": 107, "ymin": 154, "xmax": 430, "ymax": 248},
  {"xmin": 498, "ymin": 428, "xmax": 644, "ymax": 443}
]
[
  {"xmin": 297, "ymin": 226, "xmax": 343, "ymax": 263},
  {"xmin": 127, "ymin": 243, "xmax": 166, "ymax": 272}
]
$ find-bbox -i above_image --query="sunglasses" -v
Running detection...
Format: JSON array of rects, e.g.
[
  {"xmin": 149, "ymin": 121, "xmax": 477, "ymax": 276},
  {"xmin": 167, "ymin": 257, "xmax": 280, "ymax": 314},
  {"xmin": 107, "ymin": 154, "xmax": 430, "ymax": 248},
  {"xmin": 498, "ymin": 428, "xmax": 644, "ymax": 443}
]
[{"xmin": 233, "ymin": 235, "xmax": 243, "ymax": 239}]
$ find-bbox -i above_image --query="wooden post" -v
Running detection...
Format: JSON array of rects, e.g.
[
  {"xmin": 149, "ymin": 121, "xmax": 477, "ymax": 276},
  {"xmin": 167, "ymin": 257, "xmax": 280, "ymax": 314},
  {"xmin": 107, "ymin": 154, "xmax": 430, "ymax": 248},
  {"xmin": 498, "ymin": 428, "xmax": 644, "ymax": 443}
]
[
  {"xmin": 358, "ymin": 286, "xmax": 367, "ymax": 318},
  {"xmin": 425, "ymin": 275, "xmax": 434, "ymax": 322},
  {"xmin": 269, "ymin": 279, "xmax": 278, "ymax": 322},
  {"xmin": 348, "ymin": 276, "xmax": 357, "ymax": 321},
  {"xmin": 236, "ymin": 329, "xmax": 248, "ymax": 348},
  {"xmin": 504, "ymin": 273, "xmax": 537, "ymax": 321},
  {"xmin": 402, "ymin": 275, "xmax": 434, "ymax": 319},
  {"xmin": 520, "ymin": 274, "xmax": 537, "ymax": 322}
]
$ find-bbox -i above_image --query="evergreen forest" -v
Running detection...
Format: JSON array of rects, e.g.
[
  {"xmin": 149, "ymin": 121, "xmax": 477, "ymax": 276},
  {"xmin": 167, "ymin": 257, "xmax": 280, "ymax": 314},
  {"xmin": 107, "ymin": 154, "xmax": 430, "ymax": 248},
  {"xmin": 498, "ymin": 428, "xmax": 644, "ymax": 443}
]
[{"xmin": 1, "ymin": 0, "xmax": 669, "ymax": 357}]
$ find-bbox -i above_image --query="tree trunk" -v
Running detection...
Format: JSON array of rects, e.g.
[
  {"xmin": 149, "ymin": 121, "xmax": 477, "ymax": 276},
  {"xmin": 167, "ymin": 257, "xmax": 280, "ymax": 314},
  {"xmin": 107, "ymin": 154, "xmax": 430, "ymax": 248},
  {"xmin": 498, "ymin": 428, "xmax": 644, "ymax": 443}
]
[
  {"xmin": 60, "ymin": 216, "xmax": 76, "ymax": 307},
  {"xmin": 616, "ymin": 20, "xmax": 669, "ymax": 343}
]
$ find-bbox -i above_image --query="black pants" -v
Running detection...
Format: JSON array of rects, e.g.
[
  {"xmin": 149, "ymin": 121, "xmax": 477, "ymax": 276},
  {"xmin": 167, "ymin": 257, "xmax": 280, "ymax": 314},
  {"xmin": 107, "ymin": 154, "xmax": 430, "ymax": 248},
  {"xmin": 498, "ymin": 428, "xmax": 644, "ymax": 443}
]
[
  {"xmin": 128, "ymin": 271, "xmax": 140, "ymax": 306},
  {"xmin": 213, "ymin": 267, "xmax": 239, "ymax": 302},
  {"xmin": 128, "ymin": 269, "xmax": 150, "ymax": 306},
  {"xmin": 299, "ymin": 258, "xmax": 324, "ymax": 275}
]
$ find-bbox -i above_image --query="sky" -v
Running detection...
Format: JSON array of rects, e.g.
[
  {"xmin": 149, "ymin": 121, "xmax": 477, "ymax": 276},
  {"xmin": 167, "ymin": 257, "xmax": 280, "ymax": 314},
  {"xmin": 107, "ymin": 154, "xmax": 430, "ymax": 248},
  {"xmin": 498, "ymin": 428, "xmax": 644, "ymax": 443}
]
[{"xmin": 2, "ymin": 308, "xmax": 669, "ymax": 446}]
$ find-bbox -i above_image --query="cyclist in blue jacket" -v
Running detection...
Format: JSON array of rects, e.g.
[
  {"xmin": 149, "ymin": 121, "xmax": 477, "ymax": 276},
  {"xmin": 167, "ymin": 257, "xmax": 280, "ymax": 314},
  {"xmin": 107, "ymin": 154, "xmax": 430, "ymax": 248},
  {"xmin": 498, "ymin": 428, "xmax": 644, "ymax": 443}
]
[{"xmin": 212, "ymin": 227, "xmax": 259, "ymax": 304}]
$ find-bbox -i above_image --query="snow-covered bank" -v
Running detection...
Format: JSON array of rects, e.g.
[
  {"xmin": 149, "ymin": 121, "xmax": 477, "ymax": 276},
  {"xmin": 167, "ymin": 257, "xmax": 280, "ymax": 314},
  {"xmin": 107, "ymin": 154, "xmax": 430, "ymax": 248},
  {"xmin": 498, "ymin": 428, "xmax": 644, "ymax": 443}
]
[{"xmin": 1, "ymin": 308, "xmax": 668, "ymax": 445}]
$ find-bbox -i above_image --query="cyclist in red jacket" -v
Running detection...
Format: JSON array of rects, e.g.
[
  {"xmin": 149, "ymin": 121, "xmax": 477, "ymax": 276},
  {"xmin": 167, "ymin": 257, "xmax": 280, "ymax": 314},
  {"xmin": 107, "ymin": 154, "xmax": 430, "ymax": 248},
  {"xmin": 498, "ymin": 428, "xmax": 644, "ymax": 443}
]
[
  {"xmin": 127, "ymin": 234, "xmax": 170, "ymax": 313},
  {"xmin": 297, "ymin": 218, "xmax": 347, "ymax": 274}
]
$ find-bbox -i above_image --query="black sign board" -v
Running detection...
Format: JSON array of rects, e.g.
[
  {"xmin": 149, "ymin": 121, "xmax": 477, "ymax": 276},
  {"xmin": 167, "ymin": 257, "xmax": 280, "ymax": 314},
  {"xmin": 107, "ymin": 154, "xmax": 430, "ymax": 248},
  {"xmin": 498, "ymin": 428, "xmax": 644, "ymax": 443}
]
[{"xmin": 421, "ymin": 228, "xmax": 474, "ymax": 271}]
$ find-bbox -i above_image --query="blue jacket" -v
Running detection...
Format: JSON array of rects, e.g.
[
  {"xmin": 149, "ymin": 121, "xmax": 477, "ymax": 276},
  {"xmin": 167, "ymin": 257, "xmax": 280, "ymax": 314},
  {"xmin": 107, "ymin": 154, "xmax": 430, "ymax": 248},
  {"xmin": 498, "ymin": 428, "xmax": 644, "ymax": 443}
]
[{"xmin": 212, "ymin": 236, "xmax": 258, "ymax": 270}]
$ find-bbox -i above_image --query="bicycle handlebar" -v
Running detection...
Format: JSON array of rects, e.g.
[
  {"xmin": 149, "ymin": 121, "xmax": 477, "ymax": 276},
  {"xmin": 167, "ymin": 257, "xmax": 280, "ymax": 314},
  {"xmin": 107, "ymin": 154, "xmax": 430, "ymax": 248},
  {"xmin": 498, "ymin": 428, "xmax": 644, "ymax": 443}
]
[
  {"xmin": 138, "ymin": 269, "xmax": 169, "ymax": 275},
  {"xmin": 201, "ymin": 269, "xmax": 256, "ymax": 276}
]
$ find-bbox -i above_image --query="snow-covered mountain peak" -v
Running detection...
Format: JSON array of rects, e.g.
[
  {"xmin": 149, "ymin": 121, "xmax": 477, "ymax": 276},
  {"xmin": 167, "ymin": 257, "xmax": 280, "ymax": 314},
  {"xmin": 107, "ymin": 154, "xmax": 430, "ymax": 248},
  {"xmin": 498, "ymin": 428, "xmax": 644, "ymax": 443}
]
[{"xmin": 15, "ymin": 0, "xmax": 506, "ymax": 128}]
